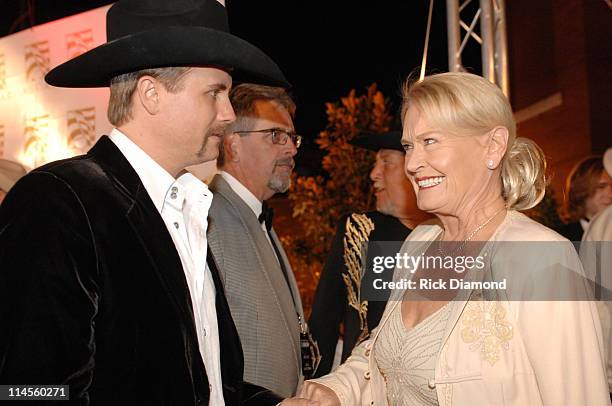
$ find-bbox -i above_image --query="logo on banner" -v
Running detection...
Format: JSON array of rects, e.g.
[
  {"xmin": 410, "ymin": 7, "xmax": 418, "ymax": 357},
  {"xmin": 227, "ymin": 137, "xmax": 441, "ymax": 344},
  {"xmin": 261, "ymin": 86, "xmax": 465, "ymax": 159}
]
[
  {"xmin": 0, "ymin": 54, "xmax": 6, "ymax": 90},
  {"xmin": 66, "ymin": 29, "xmax": 94, "ymax": 59},
  {"xmin": 25, "ymin": 41, "xmax": 50, "ymax": 82},
  {"xmin": 67, "ymin": 107, "xmax": 96, "ymax": 153},
  {"xmin": 0, "ymin": 124, "xmax": 5, "ymax": 157},
  {"xmin": 23, "ymin": 115, "xmax": 49, "ymax": 167}
]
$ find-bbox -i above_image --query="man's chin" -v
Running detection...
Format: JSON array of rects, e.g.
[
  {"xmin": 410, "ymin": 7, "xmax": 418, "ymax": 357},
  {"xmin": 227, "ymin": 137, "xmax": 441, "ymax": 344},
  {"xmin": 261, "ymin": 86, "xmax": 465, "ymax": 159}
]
[
  {"xmin": 191, "ymin": 151, "xmax": 219, "ymax": 167},
  {"xmin": 274, "ymin": 184, "xmax": 291, "ymax": 193},
  {"xmin": 269, "ymin": 177, "xmax": 291, "ymax": 194},
  {"xmin": 376, "ymin": 202, "xmax": 393, "ymax": 217},
  {"xmin": 196, "ymin": 138, "xmax": 221, "ymax": 162}
]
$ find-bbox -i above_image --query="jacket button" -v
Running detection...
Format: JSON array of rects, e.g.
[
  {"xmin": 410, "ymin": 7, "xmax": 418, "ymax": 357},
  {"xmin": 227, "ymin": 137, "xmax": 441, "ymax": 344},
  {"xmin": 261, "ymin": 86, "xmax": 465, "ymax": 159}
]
[
  {"xmin": 364, "ymin": 371, "xmax": 371, "ymax": 380},
  {"xmin": 428, "ymin": 379, "xmax": 436, "ymax": 389}
]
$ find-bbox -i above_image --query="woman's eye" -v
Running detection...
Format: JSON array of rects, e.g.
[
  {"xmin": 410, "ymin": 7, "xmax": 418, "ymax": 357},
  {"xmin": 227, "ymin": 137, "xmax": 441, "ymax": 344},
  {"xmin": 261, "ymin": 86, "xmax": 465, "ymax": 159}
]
[
  {"xmin": 402, "ymin": 144, "xmax": 413, "ymax": 151},
  {"xmin": 424, "ymin": 138, "xmax": 436, "ymax": 145}
]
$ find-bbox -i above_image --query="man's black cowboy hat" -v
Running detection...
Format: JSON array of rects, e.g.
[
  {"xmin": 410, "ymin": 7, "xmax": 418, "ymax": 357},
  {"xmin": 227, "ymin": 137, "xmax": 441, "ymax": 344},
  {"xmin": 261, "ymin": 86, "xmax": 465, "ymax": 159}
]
[
  {"xmin": 349, "ymin": 130, "xmax": 404, "ymax": 152},
  {"xmin": 45, "ymin": 0, "xmax": 289, "ymax": 88}
]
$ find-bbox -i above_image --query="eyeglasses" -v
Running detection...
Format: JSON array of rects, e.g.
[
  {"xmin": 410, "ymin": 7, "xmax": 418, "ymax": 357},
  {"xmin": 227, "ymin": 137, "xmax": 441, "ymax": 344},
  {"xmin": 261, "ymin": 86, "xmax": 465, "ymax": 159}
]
[{"xmin": 234, "ymin": 128, "xmax": 302, "ymax": 148}]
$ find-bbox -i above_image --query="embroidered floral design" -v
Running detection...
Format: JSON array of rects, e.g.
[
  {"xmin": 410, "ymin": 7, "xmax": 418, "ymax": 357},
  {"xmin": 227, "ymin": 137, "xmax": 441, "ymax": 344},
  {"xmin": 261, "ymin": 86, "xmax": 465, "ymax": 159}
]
[
  {"xmin": 460, "ymin": 300, "xmax": 513, "ymax": 365},
  {"xmin": 342, "ymin": 213, "xmax": 374, "ymax": 345}
]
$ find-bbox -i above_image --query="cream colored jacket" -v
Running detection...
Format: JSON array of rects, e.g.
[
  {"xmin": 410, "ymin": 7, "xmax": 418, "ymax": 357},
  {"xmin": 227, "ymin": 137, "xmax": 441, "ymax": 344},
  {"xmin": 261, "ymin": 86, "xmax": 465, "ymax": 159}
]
[{"xmin": 311, "ymin": 211, "xmax": 610, "ymax": 405}]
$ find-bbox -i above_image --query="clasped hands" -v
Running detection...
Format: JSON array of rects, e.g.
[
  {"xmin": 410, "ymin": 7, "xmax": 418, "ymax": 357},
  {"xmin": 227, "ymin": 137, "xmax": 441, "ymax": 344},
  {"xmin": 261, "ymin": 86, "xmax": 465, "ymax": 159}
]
[{"xmin": 281, "ymin": 381, "xmax": 341, "ymax": 406}]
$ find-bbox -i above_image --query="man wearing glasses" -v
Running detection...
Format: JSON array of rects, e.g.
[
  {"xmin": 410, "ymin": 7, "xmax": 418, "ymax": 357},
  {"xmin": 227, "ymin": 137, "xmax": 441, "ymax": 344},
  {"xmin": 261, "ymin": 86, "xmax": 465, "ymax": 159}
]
[{"xmin": 207, "ymin": 84, "xmax": 307, "ymax": 398}]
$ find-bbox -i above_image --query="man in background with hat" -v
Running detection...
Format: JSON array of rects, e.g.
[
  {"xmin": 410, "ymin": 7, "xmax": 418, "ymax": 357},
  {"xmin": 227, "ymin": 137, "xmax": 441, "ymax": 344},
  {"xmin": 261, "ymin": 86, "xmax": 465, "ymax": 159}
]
[
  {"xmin": 308, "ymin": 126, "xmax": 430, "ymax": 377},
  {"xmin": 208, "ymin": 83, "xmax": 308, "ymax": 398},
  {"xmin": 0, "ymin": 159, "xmax": 26, "ymax": 204},
  {"xmin": 0, "ymin": 1, "xmax": 298, "ymax": 404}
]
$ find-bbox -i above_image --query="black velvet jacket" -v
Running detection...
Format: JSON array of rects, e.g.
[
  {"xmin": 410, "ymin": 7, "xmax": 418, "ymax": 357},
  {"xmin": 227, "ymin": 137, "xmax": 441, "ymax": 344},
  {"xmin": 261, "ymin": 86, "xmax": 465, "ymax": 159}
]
[{"xmin": 0, "ymin": 136, "xmax": 281, "ymax": 405}]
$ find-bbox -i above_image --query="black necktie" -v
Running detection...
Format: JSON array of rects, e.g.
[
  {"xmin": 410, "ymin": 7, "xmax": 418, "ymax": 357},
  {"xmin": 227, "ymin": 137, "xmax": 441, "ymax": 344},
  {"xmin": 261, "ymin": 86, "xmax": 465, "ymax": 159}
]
[{"xmin": 258, "ymin": 201, "xmax": 274, "ymax": 232}]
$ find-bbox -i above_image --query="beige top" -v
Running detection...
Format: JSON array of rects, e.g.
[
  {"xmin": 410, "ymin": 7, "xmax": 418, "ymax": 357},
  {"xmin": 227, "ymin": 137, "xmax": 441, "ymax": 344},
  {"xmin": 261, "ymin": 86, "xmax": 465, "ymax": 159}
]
[
  {"xmin": 375, "ymin": 303, "xmax": 451, "ymax": 405},
  {"xmin": 311, "ymin": 211, "xmax": 610, "ymax": 406}
]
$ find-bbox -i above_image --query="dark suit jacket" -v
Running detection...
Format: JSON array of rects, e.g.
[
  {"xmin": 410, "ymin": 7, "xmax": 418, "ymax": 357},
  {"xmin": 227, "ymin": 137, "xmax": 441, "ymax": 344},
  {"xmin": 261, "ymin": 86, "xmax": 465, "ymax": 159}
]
[
  {"xmin": 0, "ymin": 136, "xmax": 281, "ymax": 405},
  {"xmin": 309, "ymin": 211, "xmax": 412, "ymax": 377},
  {"xmin": 557, "ymin": 221, "xmax": 585, "ymax": 242}
]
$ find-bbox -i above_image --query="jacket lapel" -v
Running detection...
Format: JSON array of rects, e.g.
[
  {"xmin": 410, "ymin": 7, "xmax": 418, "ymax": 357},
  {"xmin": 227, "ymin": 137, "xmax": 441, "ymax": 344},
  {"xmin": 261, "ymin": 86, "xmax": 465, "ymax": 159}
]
[
  {"xmin": 207, "ymin": 249, "xmax": 243, "ymax": 400},
  {"xmin": 88, "ymin": 136, "xmax": 201, "ymax": 352},
  {"xmin": 210, "ymin": 175, "xmax": 301, "ymax": 362},
  {"xmin": 269, "ymin": 228, "xmax": 304, "ymax": 317},
  {"xmin": 125, "ymin": 187, "xmax": 201, "ymax": 344}
]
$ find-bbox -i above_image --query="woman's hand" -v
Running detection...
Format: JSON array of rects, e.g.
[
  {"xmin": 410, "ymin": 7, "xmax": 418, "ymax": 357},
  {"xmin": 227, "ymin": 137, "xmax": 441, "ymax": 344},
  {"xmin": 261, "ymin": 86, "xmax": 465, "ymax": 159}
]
[{"xmin": 297, "ymin": 382, "xmax": 341, "ymax": 406}]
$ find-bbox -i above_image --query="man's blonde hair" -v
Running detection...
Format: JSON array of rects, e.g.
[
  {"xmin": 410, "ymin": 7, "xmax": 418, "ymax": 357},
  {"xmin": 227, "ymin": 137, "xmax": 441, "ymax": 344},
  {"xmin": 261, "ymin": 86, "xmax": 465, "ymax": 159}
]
[{"xmin": 107, "ymin": 67, "xmax": 192, "ymax": 126}]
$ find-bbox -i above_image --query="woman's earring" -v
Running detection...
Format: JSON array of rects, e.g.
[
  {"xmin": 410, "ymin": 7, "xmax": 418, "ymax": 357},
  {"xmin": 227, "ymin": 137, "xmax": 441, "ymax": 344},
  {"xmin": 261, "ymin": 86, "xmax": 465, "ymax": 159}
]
[{"xmin": 487, "ymin": 159, "xmax": 495, "ymax": 169}]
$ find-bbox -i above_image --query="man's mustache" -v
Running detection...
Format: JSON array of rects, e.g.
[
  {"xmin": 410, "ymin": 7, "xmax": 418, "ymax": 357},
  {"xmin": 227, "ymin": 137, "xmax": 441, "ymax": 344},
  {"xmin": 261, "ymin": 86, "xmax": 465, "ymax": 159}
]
[
  {"xmin": 274, "ymin": 158, "xmax": 295, "ymax": 169},
  {"xmin": 207, "ymin": 124, "xmax": 229, "ymax": 137}
]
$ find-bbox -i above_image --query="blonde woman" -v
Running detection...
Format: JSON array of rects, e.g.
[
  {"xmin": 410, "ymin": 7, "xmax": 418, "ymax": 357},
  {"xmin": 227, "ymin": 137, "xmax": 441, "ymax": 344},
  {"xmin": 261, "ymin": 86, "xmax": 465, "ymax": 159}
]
[{"xmin": 291, "ymin": 73, "xmax": 609, "ymax": 406}]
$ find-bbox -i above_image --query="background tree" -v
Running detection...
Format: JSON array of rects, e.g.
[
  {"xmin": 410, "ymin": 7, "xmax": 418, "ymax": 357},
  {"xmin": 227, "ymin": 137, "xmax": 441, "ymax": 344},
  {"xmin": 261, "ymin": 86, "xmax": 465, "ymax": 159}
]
[{"xmin": 281, "ymin": 84, "xmax": 393, "ymax": 315}]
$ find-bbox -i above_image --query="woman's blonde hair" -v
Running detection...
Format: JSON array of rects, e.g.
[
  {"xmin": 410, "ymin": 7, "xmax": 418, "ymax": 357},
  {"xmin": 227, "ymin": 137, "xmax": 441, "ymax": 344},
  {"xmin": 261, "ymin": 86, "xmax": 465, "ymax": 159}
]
[{"xmin": 401, "ymin": 72, "xmax": 546, "ymax": 211}]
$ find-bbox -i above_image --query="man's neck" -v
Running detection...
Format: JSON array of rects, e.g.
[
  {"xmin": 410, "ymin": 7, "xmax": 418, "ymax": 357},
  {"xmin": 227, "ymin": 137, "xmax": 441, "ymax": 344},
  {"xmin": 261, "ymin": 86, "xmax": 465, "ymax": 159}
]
[
  {"xmin": 117, "ymin": 125, "xmax": 183, "ymax": 178},
  {"xmin": 221, "ymin": 167, "xmax": 271, "ymax": 202}
]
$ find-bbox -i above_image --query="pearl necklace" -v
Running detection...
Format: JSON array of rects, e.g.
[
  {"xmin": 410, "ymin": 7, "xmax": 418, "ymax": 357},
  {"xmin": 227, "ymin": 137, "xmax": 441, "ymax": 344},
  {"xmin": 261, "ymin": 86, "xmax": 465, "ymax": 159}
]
[{"xmin": 437, "ymin": 207, "xmax": 505, "ymax": 257}]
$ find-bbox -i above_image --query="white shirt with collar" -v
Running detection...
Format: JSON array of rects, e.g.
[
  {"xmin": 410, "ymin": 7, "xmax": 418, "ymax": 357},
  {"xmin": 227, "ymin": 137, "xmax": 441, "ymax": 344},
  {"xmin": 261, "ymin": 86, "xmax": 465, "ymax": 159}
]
[
  {"xmin": 580, "ymin": 217, "xmax": 590, "ymax": 233},
  {"xmin": 109, "ymin": 129, "xmax": 224, "ymax": 405}
]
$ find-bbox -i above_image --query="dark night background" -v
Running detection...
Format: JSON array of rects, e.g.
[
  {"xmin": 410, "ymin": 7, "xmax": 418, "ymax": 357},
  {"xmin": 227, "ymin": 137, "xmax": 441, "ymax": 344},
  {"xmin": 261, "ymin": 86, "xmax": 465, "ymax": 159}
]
[{"xmin": 0, "ymin": 0, "xmax": 483, "ymax": 176}]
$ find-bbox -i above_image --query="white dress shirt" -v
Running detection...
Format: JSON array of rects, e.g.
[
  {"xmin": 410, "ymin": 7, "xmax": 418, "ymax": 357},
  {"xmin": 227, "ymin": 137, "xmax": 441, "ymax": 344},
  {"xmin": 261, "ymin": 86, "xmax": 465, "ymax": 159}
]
[{"xmin": 110, "ymin": 129, "xmax": 224, "ymax": 405}]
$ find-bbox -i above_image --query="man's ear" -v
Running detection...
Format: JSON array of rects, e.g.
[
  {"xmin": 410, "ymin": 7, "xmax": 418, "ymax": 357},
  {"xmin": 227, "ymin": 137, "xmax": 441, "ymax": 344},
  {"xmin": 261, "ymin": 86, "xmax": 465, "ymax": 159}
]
[
  {"xmin": 224, "ymin": 133, "xmax": 241, "ymax": 163},
  {"xmin": 135, "ymin": 76, "xmax": 160, "ymax": 115},
  {"xmin": 485, "ymin": 126, "xmax": 509, "ymax": 169}
]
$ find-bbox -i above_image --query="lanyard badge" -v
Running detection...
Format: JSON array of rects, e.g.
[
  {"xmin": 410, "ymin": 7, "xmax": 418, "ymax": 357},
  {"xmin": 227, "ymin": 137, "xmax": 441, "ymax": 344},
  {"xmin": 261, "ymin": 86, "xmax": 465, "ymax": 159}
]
[{"xmin": 299, "ymin": 316, "xmax": 321, "ymax": 379}]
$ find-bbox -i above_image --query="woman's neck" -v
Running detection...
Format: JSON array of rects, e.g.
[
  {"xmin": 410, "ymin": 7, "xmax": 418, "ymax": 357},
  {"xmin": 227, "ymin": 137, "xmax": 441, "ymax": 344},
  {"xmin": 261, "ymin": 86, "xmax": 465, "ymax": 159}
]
[
  {"xmin": 397, "ymin": 211, "xmax": 432, "ymax": 230},
  {"xmin": 437, "ymin": 197, "xmax": 507, "ymax": 241}
]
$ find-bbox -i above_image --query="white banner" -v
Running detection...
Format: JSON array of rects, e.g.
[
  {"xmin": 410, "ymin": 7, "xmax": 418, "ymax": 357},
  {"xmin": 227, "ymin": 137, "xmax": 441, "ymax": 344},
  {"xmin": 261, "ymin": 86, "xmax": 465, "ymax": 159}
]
[
  {"xmin": 0, "ymin": 5, "xmax": 112, "ymax": 170},
  {"xmin": 0, "ymin": 4, "xmax": 220, "ymax": 181}
]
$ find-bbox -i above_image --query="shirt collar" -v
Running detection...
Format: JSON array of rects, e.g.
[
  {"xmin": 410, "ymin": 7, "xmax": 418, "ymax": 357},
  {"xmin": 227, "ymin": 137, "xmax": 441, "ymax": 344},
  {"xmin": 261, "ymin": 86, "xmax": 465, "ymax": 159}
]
[
  {"xmin": 219, "ymin": 171, "xmax": 262, "ymax": 218},
  {"xmin": 580, "ymin": 218, "xmax": 590, "ymax": 232},
  {"xmin": 177, "ymin": 171, "xmax": 213, "ymax": 214},
  {"xmin": 109, "ymin": 128, "xmax": 211, "ymax": 214}
]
